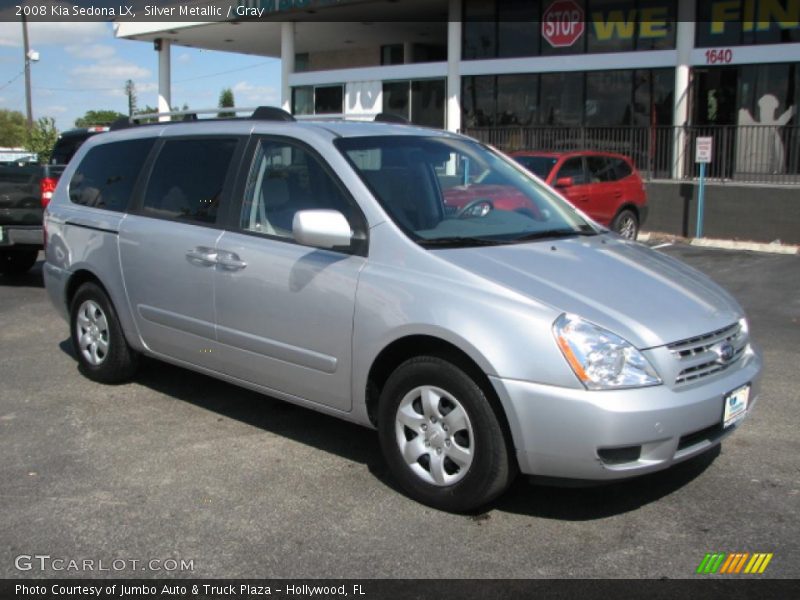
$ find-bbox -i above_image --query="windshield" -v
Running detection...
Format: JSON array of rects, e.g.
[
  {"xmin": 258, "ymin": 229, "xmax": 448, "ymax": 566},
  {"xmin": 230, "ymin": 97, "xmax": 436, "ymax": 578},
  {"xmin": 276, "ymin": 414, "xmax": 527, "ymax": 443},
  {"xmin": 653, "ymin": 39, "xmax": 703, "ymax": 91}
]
[
  {"xmin": 513, "ymin": 155, "xmax": 558, "ymax": 180},
  {"xmin": 335, "ymin": 136, "xmax": 595, "ymax": 247}
]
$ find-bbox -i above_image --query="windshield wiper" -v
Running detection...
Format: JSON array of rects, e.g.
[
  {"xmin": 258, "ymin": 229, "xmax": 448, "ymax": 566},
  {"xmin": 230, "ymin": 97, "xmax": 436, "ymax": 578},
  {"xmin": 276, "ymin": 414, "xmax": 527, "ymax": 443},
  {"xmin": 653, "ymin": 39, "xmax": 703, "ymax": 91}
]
[
  {"xmin": 513, "ymin": 227, "xmax": 598, "ymax": 242},
  {"xmin": 418, "ymin": 236, "xmax": 509, "ymax": 248}
]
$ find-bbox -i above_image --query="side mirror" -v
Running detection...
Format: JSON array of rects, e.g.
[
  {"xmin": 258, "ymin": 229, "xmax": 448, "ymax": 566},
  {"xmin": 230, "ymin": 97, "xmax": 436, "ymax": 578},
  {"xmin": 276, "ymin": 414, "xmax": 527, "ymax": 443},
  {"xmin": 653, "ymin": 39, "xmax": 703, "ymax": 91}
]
[
  {"xmin": 555, "ymin": 176, "xmax": 574, "ymax": 188},
  {"xmin": 292, "ymin": 209, "xmax": 352, "ymax": 249}
]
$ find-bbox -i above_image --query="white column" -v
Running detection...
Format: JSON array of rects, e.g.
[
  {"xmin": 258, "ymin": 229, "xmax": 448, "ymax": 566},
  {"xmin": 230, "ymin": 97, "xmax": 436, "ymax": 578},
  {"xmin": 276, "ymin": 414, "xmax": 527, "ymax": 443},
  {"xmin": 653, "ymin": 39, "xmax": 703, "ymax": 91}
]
[
  {"xmin": 403, "ymin": 41, "xmax": 413, "ymax": 64},
  {"xmin": 157, "ymin": 38, "xmax": 171, "ymax": 122},
  {"xmin": 281, "ymin": 22, "xmax": 295, "ymax": 113},
  {"xmin": 446, "ymin": 0, "xmax": 462, "ymax": 133},
  {"xmin": 672, "ymin": 0, "xmax": 695, "ymax": 178}
]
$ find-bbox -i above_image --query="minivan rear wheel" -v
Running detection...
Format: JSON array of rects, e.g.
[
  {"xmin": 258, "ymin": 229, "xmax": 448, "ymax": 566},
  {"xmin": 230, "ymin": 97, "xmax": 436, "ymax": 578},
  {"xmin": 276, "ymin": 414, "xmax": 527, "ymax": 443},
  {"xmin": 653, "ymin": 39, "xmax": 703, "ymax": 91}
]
[
  {"xmin": 612, "ymin": 208, "xmax": 639, "ymax": 240},
  {"xmin": 70, "ymin": 282, "xmax": 139, "ymax": 383},
  {"xmin": 378, "ymin": 356, "xmax": 515, "ymax": 512}
]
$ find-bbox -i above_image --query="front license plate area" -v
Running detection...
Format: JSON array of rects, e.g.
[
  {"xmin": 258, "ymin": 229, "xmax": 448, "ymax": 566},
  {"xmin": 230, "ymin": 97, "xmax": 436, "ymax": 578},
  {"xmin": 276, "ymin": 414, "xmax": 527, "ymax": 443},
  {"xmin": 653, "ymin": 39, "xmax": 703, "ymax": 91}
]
[{"xmin": 723, "ymin": 385, "xmax": 750, "ymax": 428}]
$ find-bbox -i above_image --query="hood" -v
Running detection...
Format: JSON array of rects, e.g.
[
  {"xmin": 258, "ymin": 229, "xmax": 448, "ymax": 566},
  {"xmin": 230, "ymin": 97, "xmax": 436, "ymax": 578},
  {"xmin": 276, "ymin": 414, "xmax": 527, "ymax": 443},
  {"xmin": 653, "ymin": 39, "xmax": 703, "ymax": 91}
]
[{"xmin": 435, "ymin": 235, "xmax": 743, "ymax": 349}]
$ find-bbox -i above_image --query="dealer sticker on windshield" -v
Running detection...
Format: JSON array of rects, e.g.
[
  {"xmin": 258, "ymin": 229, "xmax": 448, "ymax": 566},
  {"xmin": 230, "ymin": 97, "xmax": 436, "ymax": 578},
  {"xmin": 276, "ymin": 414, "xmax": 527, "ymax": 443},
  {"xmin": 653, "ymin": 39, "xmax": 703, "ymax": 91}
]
[{"xmin": 723, "ymin": 385, "xmax": 750, "ymax": 428}]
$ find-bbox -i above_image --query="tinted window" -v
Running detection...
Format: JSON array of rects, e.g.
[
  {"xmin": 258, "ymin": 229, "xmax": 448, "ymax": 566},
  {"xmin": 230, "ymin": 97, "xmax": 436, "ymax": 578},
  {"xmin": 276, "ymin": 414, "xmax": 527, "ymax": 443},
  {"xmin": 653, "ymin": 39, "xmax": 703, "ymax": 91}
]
[
  {"xmin": 557, "ymin": 157, "xmax": 586, "ymax": 184},
  {"xmin": 613, "ymin": 158, "xmax": 633, "ymax": 179},
  {"xmin": 52, "ymin": 133, "xmax": 95, "ymax": 165},
  {"xmin": 314, "ymin": 85, "xmax": 344, "ymax": 114},
  {"xmin": 587, "ymin": 156, "xmax": 617, "ymax": 182},
  {"xmin": 514, "ymin": 156, "xmax": 557, "ymax": 179},
  {"xmin": 69, "ymin": 138, "xmax": 154, "ymax": 212},
  {"xmin": 142, "ymin": 138, "xmax": 236, "ymax": 224},
  {"xmin": 241, "ymin": 140, "xmax": 358, "ymax": 241}
]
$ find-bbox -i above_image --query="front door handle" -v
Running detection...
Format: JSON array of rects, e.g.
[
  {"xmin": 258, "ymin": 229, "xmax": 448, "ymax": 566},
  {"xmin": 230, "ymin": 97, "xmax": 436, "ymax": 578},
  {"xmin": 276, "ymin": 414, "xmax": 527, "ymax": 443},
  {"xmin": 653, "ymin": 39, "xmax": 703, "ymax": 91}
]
[
  {"xmin": 216, "ymin": 250, "xmax": 247, "ymax": 271},
  {"xmin": 186, "ymin": 247, "xmax": 218, "ymax": 266}
]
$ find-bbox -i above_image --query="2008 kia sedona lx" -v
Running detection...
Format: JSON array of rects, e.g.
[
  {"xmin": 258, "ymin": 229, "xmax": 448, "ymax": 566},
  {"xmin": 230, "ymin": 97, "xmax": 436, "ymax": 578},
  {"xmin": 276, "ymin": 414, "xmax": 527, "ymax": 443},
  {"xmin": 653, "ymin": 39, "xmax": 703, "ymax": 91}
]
[{"xmin": 43, "ymin": 108, "xmax": 761, "ymax": 512}]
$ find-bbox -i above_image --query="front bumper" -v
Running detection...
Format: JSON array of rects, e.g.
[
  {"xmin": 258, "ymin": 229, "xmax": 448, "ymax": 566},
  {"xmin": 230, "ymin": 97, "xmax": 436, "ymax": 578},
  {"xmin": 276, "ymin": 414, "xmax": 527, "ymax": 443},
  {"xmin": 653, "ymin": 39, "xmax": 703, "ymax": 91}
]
[{"xmin": 490, "ymin": 346, "xmax": 762, "ymax": 480}]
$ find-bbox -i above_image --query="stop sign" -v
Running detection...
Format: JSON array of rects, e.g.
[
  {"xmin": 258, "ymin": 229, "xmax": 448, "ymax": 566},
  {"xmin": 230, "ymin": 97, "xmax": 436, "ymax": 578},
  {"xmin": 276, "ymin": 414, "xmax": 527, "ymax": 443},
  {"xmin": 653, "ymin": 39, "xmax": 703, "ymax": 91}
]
[{"xmin": 542, "ymin": 0, "xmax": 585, "ymax": 48}]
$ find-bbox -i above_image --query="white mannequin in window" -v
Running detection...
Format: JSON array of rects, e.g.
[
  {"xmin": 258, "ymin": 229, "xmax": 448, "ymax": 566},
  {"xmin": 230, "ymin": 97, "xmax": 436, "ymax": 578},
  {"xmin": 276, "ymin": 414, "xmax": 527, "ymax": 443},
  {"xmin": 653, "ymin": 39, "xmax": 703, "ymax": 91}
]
[{"xmin": 737, "ymin": 94, "xmax": 795, "ymax": 174}]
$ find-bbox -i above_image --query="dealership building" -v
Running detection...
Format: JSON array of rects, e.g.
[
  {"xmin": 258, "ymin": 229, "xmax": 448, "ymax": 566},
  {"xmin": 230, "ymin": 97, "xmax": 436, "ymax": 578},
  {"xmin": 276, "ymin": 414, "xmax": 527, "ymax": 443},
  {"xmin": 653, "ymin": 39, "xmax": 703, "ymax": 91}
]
[{"xmin": 116, "ymin": 0, "xmax": 800, "ymax": 242}]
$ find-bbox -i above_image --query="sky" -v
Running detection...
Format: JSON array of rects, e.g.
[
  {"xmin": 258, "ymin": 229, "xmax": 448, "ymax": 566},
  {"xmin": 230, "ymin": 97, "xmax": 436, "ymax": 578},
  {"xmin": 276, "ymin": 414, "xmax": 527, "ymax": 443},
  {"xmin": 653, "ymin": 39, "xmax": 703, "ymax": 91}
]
[{"xmin": 0, "ymin": 21, "xmax": 282, "ymax": 131}]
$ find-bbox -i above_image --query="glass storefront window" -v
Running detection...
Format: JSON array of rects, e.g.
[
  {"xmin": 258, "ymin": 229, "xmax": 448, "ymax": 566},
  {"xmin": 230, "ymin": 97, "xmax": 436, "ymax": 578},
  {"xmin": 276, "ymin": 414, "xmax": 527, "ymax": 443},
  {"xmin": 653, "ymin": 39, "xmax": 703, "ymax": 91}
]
[
  {"xmin": 587, "ymin": 0, "xmax": 636, "ymax": 53},
  {"xmin": 497, "ymin": 74, "xmax": 539, "ymax": 126},
  {"xmin": 383, "ymin": 81, "xmax": 410, "ymax": 120},
  {"xmin": 382, "ymin": 80, "xmax": 446, "ymax": 128},
  {"xmin": 696, "ymin": 0, "xmax": 800, "ymax": 47},
  {"xmin": 497, "ymin": 0, "xmax": 541, "ymax": 58},
  {"xmin": 694, "ymin": 63, "xmax": 798, "ymax": 127},
  {"xmin": 586, "ymin": 70, "xmax": 634, "ymax": 126},
  {"xmin": 411, "ymin": 80, "xmax": 446, "ymax": 128},
  {"xmin": 463, "ymin": 0, "xmax": 676, "ymax": 60},
  {"xmin": 314, "ymin": 85, "xmax": 344, "ymax": 114},
  {"xmin": 462, "ymin": 68, "xmax": 675, "ymax": 128},
  {"xmin": 541, "ymin": 72, "xmax": 585, "ymax": 125},
  {"xmin": 462, "ymin": 76, "xmax": 497, "ymax": 127},
  {"xmin": 292, "ymin": 86, "xmax": 313, "ymax": 116},
  {"xmin": 463, "ymin": 0, "xmax": 498, "ymax": 59}
]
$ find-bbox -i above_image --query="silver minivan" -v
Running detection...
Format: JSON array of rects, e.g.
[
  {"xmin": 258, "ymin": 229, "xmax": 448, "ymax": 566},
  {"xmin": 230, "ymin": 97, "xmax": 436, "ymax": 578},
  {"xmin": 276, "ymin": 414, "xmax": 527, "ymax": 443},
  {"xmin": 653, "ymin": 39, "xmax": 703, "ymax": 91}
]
[{"xmin": 43, "ymin": 109, "xmax": 762, "ymax": 511}]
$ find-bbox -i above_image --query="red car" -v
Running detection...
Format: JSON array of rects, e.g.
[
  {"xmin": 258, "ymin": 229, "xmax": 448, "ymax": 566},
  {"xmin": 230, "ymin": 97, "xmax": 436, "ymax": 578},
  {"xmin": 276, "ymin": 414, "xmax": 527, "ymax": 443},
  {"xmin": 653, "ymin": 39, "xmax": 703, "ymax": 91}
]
[{"xmin": 510, "ymin": 151, "xmax": 648, "ymax": 239}]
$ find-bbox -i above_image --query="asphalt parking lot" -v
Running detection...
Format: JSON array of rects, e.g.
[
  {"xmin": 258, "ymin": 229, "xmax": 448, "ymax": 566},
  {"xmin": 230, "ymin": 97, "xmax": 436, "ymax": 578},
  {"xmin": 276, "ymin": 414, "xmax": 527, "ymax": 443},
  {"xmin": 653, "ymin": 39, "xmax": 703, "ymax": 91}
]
[{"xmin": 1, "ymin": 244, "xmax": 798, "ymax": 579}]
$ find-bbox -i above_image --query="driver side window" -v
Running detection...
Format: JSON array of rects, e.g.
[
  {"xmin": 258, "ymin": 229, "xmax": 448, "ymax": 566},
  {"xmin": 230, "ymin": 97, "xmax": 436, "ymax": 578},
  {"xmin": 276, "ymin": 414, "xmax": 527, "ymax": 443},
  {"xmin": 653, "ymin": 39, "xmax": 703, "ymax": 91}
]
[
  {"xmin": 556, "ymin": 157, "xmax": 587, "ymax": 185},
  {"xmin": 240, "ymin": 140, "xmax": 356, "ymax": 240}
]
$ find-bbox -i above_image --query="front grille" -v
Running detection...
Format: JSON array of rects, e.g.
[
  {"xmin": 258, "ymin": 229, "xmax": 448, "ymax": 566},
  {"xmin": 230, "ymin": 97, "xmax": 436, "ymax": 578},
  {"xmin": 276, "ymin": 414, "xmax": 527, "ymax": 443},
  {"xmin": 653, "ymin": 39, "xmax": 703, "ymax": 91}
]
[{"xmin": 669, "ymin": 322, "xmax": 747, "ymax": 385}]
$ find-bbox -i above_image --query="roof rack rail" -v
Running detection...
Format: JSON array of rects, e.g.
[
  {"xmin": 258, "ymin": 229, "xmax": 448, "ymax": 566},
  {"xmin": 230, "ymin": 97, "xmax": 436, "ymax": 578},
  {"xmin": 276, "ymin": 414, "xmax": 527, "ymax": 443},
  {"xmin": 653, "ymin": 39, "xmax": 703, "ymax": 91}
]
[
  {"xmin": 107, "ymin": 106, "xmax": 296, "ymax": 130},
  {"xmin": 374, "ymin": 113, "xmax": 408, "ymax": 124},
  {"xmin": 251, "ymin": 106, "xmax": 295, "ymax": 122}
]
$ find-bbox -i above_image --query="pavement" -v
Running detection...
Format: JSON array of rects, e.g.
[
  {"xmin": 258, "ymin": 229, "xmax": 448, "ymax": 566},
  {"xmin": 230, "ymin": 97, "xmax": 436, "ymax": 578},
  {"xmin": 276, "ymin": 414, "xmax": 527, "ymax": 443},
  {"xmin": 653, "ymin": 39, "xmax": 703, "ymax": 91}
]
[{"xmin": 0, "ymin": 244, "xmax": 798, "ymax": 579}]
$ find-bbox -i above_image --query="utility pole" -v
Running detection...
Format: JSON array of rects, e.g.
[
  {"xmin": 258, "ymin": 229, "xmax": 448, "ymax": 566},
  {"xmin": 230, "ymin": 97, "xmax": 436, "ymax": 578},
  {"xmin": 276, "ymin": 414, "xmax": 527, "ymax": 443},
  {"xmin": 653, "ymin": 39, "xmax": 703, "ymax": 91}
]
[{"xmin": 21, "ymin": 14, "xmax": 33, "ymax": 128}]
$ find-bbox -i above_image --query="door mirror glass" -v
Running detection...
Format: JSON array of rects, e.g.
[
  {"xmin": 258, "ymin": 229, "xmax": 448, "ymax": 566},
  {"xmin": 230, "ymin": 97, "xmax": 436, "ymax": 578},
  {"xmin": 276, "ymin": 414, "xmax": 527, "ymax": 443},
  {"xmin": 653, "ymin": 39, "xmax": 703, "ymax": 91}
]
[{"xmin": 293, "ymin": 209, "xmax": 352, "ymax": 249}]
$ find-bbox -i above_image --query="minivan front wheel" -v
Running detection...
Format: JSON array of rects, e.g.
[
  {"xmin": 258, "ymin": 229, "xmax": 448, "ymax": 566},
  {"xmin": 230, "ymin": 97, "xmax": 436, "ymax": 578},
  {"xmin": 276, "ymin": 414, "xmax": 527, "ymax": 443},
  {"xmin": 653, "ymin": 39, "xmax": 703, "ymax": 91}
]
[
  {"xmin": 70, "ymin": 282, "xmax": 139, "ymax": 383},
  {"xmin": 378, "ymin": 356, "xmax": 515, "ymax": 512},
  {"xmin": 612, "ymin": 208, "xmax": 639, "ymax": 240}
]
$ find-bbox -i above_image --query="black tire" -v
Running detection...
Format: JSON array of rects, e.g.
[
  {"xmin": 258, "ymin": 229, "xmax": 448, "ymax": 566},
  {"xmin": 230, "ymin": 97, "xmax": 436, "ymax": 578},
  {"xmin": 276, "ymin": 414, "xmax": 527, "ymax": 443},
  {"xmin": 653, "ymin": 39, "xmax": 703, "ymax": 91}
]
[
  {"xmin": 70, "ymin": 282, "xmax": 139, "ymax": 384},
  {"xmin": 611, "ymin": 208, "xmax": 639, "ymax": 240},
  {"xmin": 378, "ymin": 356, "xmax": 515, "ymax": 512},
  {"xmin": 0, "ymin": 248, "xmax": 39, "ymax": 276}
]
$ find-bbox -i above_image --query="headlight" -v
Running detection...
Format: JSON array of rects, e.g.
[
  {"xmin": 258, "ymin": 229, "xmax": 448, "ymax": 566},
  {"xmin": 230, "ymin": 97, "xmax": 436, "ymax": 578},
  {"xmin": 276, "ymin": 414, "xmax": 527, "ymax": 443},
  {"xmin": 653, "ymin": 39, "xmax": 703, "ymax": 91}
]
[{"xmin": 553, "ymin": 314, "xmax": 661, "ymax": 390}]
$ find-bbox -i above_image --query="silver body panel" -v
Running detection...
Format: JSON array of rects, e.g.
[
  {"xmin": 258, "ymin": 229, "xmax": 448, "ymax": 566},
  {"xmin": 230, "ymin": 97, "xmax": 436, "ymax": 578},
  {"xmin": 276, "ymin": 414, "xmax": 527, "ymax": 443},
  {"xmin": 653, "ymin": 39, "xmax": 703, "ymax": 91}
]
[{"xmin": 43, "ymin": 119, "xmax": 763, "ymax": 480}]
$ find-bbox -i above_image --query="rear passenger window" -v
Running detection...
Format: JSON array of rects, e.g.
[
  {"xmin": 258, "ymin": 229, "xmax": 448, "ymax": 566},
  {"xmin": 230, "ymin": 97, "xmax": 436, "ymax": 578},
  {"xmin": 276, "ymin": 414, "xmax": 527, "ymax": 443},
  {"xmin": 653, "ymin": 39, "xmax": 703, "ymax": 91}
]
[
  {"xmin": 240, "ymin": 140, "xmax": 356, "ymax": 239},
  {"xmin": 586, "ymin": 156, "xmax": 617, "ymax": 182},
  {"xmin": 613, "ymin": 158, "xmax": 633, "ymax": 179},
  {"xmin": 69, "ymin": 139, "xmax": 154, "ymax": 212},
  {"xmin": 142, "ymin": 138, "xmax": 237, "ymax": 224}
]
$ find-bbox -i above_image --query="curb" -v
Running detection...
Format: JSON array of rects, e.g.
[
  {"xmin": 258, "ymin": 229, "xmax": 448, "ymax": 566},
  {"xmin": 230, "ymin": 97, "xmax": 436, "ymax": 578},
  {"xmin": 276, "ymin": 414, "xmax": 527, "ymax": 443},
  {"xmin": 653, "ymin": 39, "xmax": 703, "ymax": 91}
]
[{"xmin": 639, "ymin": 232, "xmax": 799, "ymax": 255}]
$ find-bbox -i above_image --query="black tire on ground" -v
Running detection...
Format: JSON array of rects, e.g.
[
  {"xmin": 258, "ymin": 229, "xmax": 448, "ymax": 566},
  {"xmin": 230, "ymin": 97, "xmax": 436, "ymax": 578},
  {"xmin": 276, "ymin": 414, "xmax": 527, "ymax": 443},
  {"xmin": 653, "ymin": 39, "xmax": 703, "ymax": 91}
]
[
  {"xmin": 0, "ymin": 248, "xmax": 39, "ymax": 276},
  {"xmin": 611, "ymin": 208, "xmax": 639, "ymax": 240},
  {"xmin": 70, "ymin": 282, "xmax": 139, "ymax": 384},
  {"xmin": 378, "ymin": 356, "xmax": 515, "ymax": 512}
]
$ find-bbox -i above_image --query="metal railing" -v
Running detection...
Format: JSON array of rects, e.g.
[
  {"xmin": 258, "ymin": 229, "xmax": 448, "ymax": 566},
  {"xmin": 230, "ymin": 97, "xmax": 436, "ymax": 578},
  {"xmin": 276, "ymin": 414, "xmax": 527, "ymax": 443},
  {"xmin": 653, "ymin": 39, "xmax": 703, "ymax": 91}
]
[{"xmin": 462, "ymin": 124, "xmax": 800, "ymax": 185}]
